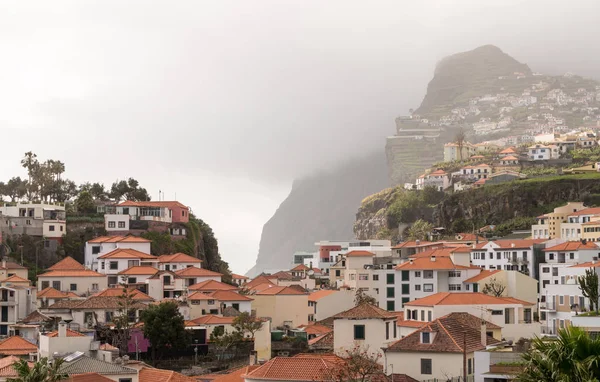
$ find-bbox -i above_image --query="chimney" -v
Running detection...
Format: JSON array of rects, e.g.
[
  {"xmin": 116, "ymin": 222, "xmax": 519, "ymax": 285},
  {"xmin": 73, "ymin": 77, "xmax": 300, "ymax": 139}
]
[
  {"xmin": 58, "ymin": 321, "xmax": 67, "ymax": 338},
  {"xmin": 309, "ymin": 261, "xmax": 313, "ymax": 269},
  {"xmin": 431, "ymin": 256, "xmax": 436, "ymax": 262},
  {"xmin": 481, "ymin": 321, "xmax": 487, "ymax": 347},
  {"xmin": 416, "ymin": 240, "xmax": 420, "ymax": 246},
  {"xmin": 409, "ymin": 259, "xmax": 414, "ymax": 264},
  {"xmin": 249, "ymin": 350, "xmax": 258, "ymax": 365}
]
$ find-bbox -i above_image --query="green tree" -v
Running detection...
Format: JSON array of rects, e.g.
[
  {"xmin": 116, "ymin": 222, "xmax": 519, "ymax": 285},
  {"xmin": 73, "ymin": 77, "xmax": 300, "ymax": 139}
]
[
  {"xmin": 110, "ymin": 178, "xmax": 150, "ymax": 202},
  {"xmin": 7, "ymin": 357, "xmax": 67, "ymax": 382},
  {"xmin": 233, "ymin": 312, "xmax": 263, "ymax": 340},
  {"xmin": 75, "ymin": 191, "xmax": 96, "ymax": 214},
  {"xmin": 519, "ymin": 326, "xmax": 600, "ymax": 382},
  {"xmin": 578, "ymin": 268, "xmax": 599, "ymax": 312},
  {"xmin": 5, "ymin": 177, "xmax": 27, "ymax": 202},
  {"xmin": 210, "ymin": 327, "xmax": 243, "ymax": 361},
  {"xmin": 354, "ymin": 290, "xmax": 377, "ymax": 306},
  {"xmin": 407, "ymin": 219, "xmax": 433, "ymax": 241},
  {"xmin": 141, "ymin": 301, "xmax": 187, "ymax": 365},
  {"xmin": 21, "ymin": 151, "xmax": 39, "ymax": 201}
]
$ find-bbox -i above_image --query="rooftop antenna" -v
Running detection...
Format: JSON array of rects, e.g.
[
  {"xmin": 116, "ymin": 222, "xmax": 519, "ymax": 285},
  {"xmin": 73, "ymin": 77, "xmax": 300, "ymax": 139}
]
[{"xmin": 159, "ymin": 190, "xmax": 161, "ymax": 201}]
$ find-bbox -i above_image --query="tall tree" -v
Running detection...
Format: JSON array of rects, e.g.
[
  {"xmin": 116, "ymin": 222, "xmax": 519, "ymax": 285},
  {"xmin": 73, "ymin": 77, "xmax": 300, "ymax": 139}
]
[
  {"xmin": 75, "ymin": 191, "xmax": 96, "ymax": 214},
  {"xmin": 454, "ymin": 127, "xmax": 467, "ymax": 161},
  {"xmin": 354, "ymin": 290, "xmax": 377, "ymax": 306},
  {"xmin": 5, "ymin": 177, "xmax": 27, "ymax": 202},
  {"xmin": 320, "ymin": 345, "xmax": 384, "ymax": 382},
  {"xmin": 407, "ymin": 219, "xmax": 433, "ymax": 241},
  {"xmin": 519, "ymin": 326, "xmax": 600, "ymax": 382},
  {"xmin": 141, "ymin": 301, "xmax": 187, "ymax": 365},
  {"xmin": 7, "ymin": 357, "xmax": 67, "ymax": 382},
  {"xmin": 110, "ymin": 178, "xmax": 150, "ymax": 202},
  {"xmin": 233, "ymin": 312, "xmax": 263, "ymax": 340},
  {"xmin": 20, "ymin": 151, "xmax": 39, "ymax": 201},
  {"xmin": 578, "ymin": 268, "xmax": 599, "ymax": 312}
]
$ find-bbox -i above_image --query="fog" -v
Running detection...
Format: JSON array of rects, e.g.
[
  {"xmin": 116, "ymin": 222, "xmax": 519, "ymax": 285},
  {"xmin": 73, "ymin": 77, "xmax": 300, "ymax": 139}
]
[{"xmin": 1, "ymin": 0, "xmax": 599, "ymax": 273}]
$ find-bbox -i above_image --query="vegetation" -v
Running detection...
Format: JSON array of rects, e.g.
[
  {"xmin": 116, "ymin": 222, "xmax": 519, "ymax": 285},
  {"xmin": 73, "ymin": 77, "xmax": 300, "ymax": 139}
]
[
  {"xmin": 7, "ymin": 357, "xmax": 67, "ymax": 382},
  {"xmin": 519, "ymin": 326, "xmax": 600, "ymax": 382},
  {"xmin": 407, "ymin": 219, "xmax": 434, "ymax": 241},
  {"xmin": 320, "ymin": 345, "xmax": 384, "ymax": 382},
  {"xmin": 140, "ymin": 301, "xmax": 188, "ymax": 365},
  {"xmin": 386, "ymin": 186, "xmax": 444, "ymax": 228},
  {"xmin": 232, "ymin": 312, "xmax": 263, "ymax": 340},
  {"xmin": 578, "ymin": 268, "xmax": 599, "ymax": 312},
  {"xmin": 354, "ymin": 289, "xmax": 377, "ymax": 306},
  {"xmin": 482, "ymin": 277, "xmax": 506, "ymax": 297}
]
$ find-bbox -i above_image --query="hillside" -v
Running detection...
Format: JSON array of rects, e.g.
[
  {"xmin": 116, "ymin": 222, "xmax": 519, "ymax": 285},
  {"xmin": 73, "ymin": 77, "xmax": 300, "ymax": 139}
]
[{"xmin": 248, "ymin": 151, "xmax": 388, "ymax": 276}]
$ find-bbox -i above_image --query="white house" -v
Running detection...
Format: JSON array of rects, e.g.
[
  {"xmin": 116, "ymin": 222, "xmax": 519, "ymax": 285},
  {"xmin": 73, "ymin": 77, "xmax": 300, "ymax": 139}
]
[
  {"xmin": 416, "ymin": 170, "xmax": 450, "ymax": 191},
  {"xmin": 158, "ymin": 253, "xmax": 203, "ymax": 271},
  {"xmin": 307, "ymin": 289, "xmax": 355, "ymax": 322},
  {"xmin": 528, "ymin": 144, "xmax": 559, "ymax": 160},
  {"xmin": 84, "ymin": 236, "xmax": 152, "ymax": 271},
  {"xmin": 96, "ymin": 248, "xmax": 159, "ymax": 286},
  {"xmin": 0, "ymin": 202, "xmax": 66, "ymax": 240},
  {"xmin": 470, "ymin": 239, "xmax": 546, "ymax": 278}
]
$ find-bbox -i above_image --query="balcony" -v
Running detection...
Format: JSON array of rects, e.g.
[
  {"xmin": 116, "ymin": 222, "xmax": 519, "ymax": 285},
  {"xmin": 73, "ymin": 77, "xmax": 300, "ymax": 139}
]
[
  {"xmin": 509, "ymin": 257, "xmax": 529, "ymax": 265},
  {"xmin": 540, "ymin": 301, "xmax": 556, "ymax": 312}
]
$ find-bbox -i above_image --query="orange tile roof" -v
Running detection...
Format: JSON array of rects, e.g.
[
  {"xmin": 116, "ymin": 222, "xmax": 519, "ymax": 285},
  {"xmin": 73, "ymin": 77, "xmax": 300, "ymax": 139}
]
[
  {"xmin": 570, "ymin": 261, "xmax": 600, "ymax": 268},
  {"xmin": 45, "ymin": 329, "xmax": 86, "ymax": 337},
  {"xmin": 1, "ymin": 275, "xmax": 29, "ymax": 283},
  {"xmin": 463, "ymin": 270, "xmax": 502, "ymax": 283},
  {"xmin": 38, "ymin": 269, "xmax": 105, "ymax": 278},
  {"xmin": 290, "ymin": 264, "xmax": 310, "ymax": 272},
  {"xmin": 37, "ymin": 287, "xmax": 73, "ymax": 299},
  {"xmin": 396, "ymin": 257, "xmax": 469, "ymax": 271},
  {"xmin": 250, "ymin": 283, "xmax": 277, "ymax": 293},
  {"xmin": 501, "ymin": 155, "xmax": 519, "ymax": 161},
  {"xmin": 174, "ymin": 267, "xmax": 223, "ymax": 277},
  {"xmin": 491, "ymin": 239, "xmax": 546, "ymax": 249},
  {"xmin": 582, "ymin": 220, "xmax": 600, "ymax": 226},
  {"xmin": 66, "ymin": 373, "xmax": 115, "ymax": 382},
  {"xmin": 93, "ymin": 287, "xmax": 154, "ymax": 301},
  {"xmin": 308, "ymin": 289, "xmax": 338, "ymax": 302},
  {"xmin": 499, "ymin": 147, "xmax": 516, "ymax": 154},
  {"xmin": 213, "ymin": 366, "xmax": 261, "ymax": 382},
  {"xmin": 428, "ymin": 169, "xmax": 447, "ymax": 176},
  {"xmin": 254, "ymin": 286, "xmax": 307, "ymax": 296},
  {"xmin": 118, "ymin": 266, "xmax": 160, "ymax": 276},
  {"xmin": 98, "ymin": 248, "xmax": 157, "ymax": 260},
  {"xmin": 410, "ymin": 247, "xmax": 457, "ymax": 258},
  {"xmin": 138, "ymin": 366, "xmax": 198, "ymax": 382},
  {"xmin": 188, "ymin": 279, "xmax": 238, "ymax": 292},
  {"xmin": 243, "ymin": 355, "xmax": 345, "ymax": 381},
  {"xmin": 0, "ymin": 356, "xmax": 34, "ymax": 377},
  {"xmin": 158, "ymin": 253, "xmax": 202, "ymax": 263},
  {"xmin": 192, "ymin": 315, "xmax": 236, "ymax": 325},
  {"xmin": 454, "ymin": 233, "xmax": 487, "ymax": 242},
  {"xmin": 48, "ymin": 257, "xmax": 85, "ymax": 271},
  {"xmin": 245, "ymin": 275, "xmax": 277, "ymax": 290},
  {"xmin": 298, "ymin": 323, "xmax": 332, "ymax": 336},
  {"xmin": 231, "ymin": 273, "xmax": 249, "ymax": 280},
  {"xmin": 99, "ymin": 343, "xmax": 119, "ymax": 351},
  {"xmin": 568, "ymin": 207, "xmax": 600, "ymax": 216},
  {"xmin": 0, "ymin": 336, "xmax": 38, "ymax": 355},
  {"xmin": 209, "ymin": 290, "xmax": 253, "ymax": 302},
  {"xmin": 345, "ymin": 250, "xmax": 375, "ymax": 257},
  {"xmin": 333, "ymin": 303, "xmax": 397, "ymax": 319},
  {"xmin": 118, "ymin": 200, "xmax": 188, "ymax": 209},
  {"xmin": 544, "ymin": 241, "xmax": 599, "ymax": 251},
  {"xmin": 392, "ymin": 241, "xmax": 435, "ymax": 249},
  {"xmin": 405, "ymin": 292, "xmax": 534, "ymax": 307},
  {"xmin": 88, "ymin": 235, "xmax": 151, "ymax": 243}
]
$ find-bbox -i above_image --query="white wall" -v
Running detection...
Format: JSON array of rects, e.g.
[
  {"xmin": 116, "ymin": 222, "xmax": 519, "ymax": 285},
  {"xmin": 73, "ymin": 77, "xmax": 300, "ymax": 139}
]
[
  {"xmin": 333, "ymin": 318, "xmax": 397, "ymax": 360},
  {"xmin": 386, "ymin": 351, "xmax": 465, "ymax": 381},
  {"xmin": 104, "ymin": 214, "xmax": 129, "ymax": 232},
  {"xmin": 313, "ymin": 290, "xmax": 355, "ymax": 321}
]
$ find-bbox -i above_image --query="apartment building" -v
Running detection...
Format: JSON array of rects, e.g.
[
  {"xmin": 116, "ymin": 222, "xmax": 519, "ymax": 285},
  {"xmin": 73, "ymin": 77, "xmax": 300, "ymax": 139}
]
[
  {"xmin": 343, "ymin": 251, "xmax": 376, "ymax": 291},
  {"xmin": 114, "ymin": 200, "xmax": 190, "ymax": 223},
  {"xmin": 560, "ymin": 207, "xmax": 600, "ymax": 241},
  {"xmin": 531, "ymin": 202, "xmax": 586, "ymax": 239},
  {"xmin": 0, "ymin": 202, "xmax": 66, "ymax": 241},
  {"xmin": 0, "ymin": 284, "xmax": 36, "ymax": 336},
  {"xmin": 84, "ymin": 236, "xmax": 151, "ymax": 271},
  {"xmin": 470, "ymin": 239, "xmax": 546, "ymax": 278},
  {"xmin": 96, "ymin": 248, "xmax": 159, "ymax": 285}
]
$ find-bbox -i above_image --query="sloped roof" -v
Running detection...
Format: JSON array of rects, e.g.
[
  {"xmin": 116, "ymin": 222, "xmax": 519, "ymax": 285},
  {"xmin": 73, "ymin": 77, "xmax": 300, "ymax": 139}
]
[
  {"xmin": 66, "ymin": 373, "xmax": 115, "ymax": 382},
  {"xmin": 499, "ymin": 147, "xmax": 516, "ymax": 154},
  {"xmin": 395, "ymin": 257, "xmax": 470, "ymax": 271},
  {"xmin": 308, "ymin": 331, "xmax": 334, "ymax": 347},
  {"xmin": 20, "ymin": 310, "xmax": 51, "ymax": 324},
  {"xmin": 568, "ymin": 207, "xmax": 600, "ymax": 216},
  {"xmin": 45, "ymin": 329, "xmax": 86, "ymax": 337},
  {"xmin": 192, "ymin": 315, "xmax": 236, "ymax": 325},
  {"xmin": 1, "ymin": 275, "xmax": 30, "ymax": 283},
  {"xmin": 1, "ymin": 261, "xmax": 26, "ymax": 270},
  {"xmin": 174, "ymin": 267, "xmax": 222, "ymax": 278},
  {"xmin": 38, "ymin": 287, "xmax": 76, "ymax": 299},
  {"xmin": 49, "ymin": 257, "xmax": 85, "ymax": 271},
  {"xmin": 254, "ymin": 286, "xmax": 307, "ymax": 296},
  {"xmin": 491, "ymin": 239, "xmax": 546, "ymax": 249},
  {"xmin": 544, "ymin": 241, "xmax": 599, "ymax": 251},
  {"xmin": 0, "ymin": 336, "xmax": 37, "ymax": 355},
  {"xmin": 308, "ymin": 289, "xmax": 338, "ymax": 302},
  {"xmin": 333, "ymin": 303, "xmax": 396, "ymax": 320},
  {"xmin": 138, "ymin": 367, "xmax": 198, "ymax": 382},
  {"xmin": 345, "ymin": 250, "xmax": 375, "ymax": 257},
  {"xmin": 93, "ymin": 288, "xmax": 154, "ymax": 301},
  {"xmin": 501, "ymin": 155, "xmax": 519, "ymax": 161},
  {"xmin": 428, "ymin": 169, "xmax": 447, "ymax": 176},
  {"xmin": 98, "ymin": 248, "xmax": 157, "ymax": 260},
  {"xmin": 118, "ymin": 266, "xmax": 160, "ymax": 276},
  {"xmin": 158, "ymin": 253, "xmax": 202, "ymax": 263},
  {"xmin": 405, "ymin": 292, "xmax": 533, "ymax": 307},
  {"xmin": 245, "ymin": 275, "xmax": 277, "ymax": 290},
  {"xmin": 38, "ymin": 269, "xmax": 105, "ymax": 278},
  {"xmin": 463, "ymin": 270, "xmax": 502, "ymax": 283},
  {"xmin": 269, "ymin": 271, "xmax": 294, "ymax": 280},
  {"xmin": 0, "ymin": 356, "xmax": 34, "ymax": 377},
  {"xmin": 231, "ymin": 273, "xmax": 249, "ymax": 280},
  {"xmin": 454, "ymin": 233, "xmax": 487, "ymax": 242},
  {"xmin": 570, "ymin": 261, "xmax": 600, "ymax": 268},
  {"xmin": 392, "ymin": 241, "xmax": 434, "ymax": 249},
  {"xmin": 70, "ymin": 296, "xmax": 148, "ymax": 310},
  {"xmin": 59, "ymin": 355, "xmax": 137, "ymax": 376},
  {"xmin": 243, "ymin": 355, "xmax": 344, "ymax": 381},
  {"xmin": 88, "ymin": 236, "xmax": 151, "ymax": 244},
  {"xmin": 212, "ymin": 366, "xmax": 261, "ymax": 382},
  {"xmin": 290, "ymin": 264, "xmax": 310, "ymax": 272},
  {"xmin": 210, "ymin": 290, "xmax": 253, "ymax": 302},
  {"xmin": 299, "ymin": 323, "xmax": 332, "ymax": 336},
  {"xmin": 386, "ymin": 312, "xmax": 501, "ymax": 354},
  {"xmin": 188, "ymin": 279, "xmax": 238, "ymax": 292}
]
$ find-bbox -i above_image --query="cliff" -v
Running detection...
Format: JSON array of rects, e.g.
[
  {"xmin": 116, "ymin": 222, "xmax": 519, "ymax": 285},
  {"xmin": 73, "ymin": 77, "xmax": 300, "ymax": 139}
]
[{"xmin": 248, "ymin": 151, "xmax": 388, "ymax": 276}]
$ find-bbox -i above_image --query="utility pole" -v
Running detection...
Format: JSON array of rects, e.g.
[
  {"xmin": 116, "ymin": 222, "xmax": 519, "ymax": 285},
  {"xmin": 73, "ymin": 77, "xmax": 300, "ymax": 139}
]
[{"xmin": 463, "ymin": 331, "xmax": 467, "ymax": 382}]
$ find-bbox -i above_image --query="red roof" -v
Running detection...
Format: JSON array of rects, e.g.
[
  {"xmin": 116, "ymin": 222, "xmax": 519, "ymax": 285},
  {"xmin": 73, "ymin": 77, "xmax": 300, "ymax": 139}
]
[
  {"xmin": 396, "ymin": 257, "xmax": 470, "ymax": 271},
  {"xmin": 118, "ymin": 266, "xmax": 160, "ymax": 276},
  {"xmin": 345, "ymin": 250, "xmax": 375, "ymax": 257},
  {"xmin": 48, "ymin": 257, "xmax": 85, "ymax": 271},
  {"xmin": 37, "ymin": 287, "xmax": 75, "ymax": 299},
  {"xmin": 463, "ymin": 270, "xmax": 502, "ymax": 283},
  {"xmin": 491, "ymin": 239, "xmax": 546, "ymax": 249},
  {"xmin": 568, "ymin": 207, "xmax": 600, "ymax": 217},
  {"xmin": 406, "ymin": 292, "xmax": 534, "ymax": 307},
  {"xmin": 501, "ymin": 155, "xmax": 519, "ymax": 161},
  {"xmin": 1, "ymin": 275, "xmax": 29, "ymax": 283},
  {"xmin": 290, "ymin": 264, "xmax": 310, "ymax": 272},
  {"xmin": 92, "ymin": 288, "xmax": 154, "ymax": 301},
  {"xmin": 499, "ymin": 147, "xmax": 516, "ymax": 154},
  {"xmin": 98, "ymin": 248, "xmax": 157, "ymax": 260},
  {"xmin": 255, "ymin": 286, "xmax": 307, "ymax": 296},
  {"xmin": 245, "ymin": 276, "xmax": 277, "ymax": 290},
  {"xmin": 188, "ymin": 280, "xmax": 238, "ymax": 292},
  {"xmin": 87, "ymin": 236, "xmax": 151, "ymax": 244},
  {"xmin": 174, "ymin": 267, "xmax": 222, "ymax": 278},
  {"xmin": 212, "ymin": 366, "xmax": 261, "ymax": 382},
  {"xmin": 243, "ymin": 355, "xmax": 344, "ymax": 381},
  {"xmin": 453, "ymin": 233, "xmax": 487, "ymax": 242},
  {"xmin": 118, "ymin": 200, "xmax": 188, "ymax": 209},
  {"xmin": 308, "ymin": 290, "xmax": 338, "ymax": 302},
  {"xmin": 209, "ymin": 290, "xmax": 253, "ymax": 302},
  {"xmin": 231, "ymin": 273, "xmax": 249, "ymax": 280},
  {"xmin": 138, "ymin": 367, "xmax": 197, "ymax": 382},
  {"xmin": 158, "ymin": 253, "xmax": 202, "ymax": 263},
  {"xmin": 544, "ymin": 241, "xmax": 599, "ymax": 252},
  {"xmin": 46, "ymin": 329, "xmax": 86, "ymax": 337},
  {"xmin": 192, "ymin": 315, "xmax": 236, "ymax": 325},
  {"xmin": 428, "ymin": 169, "xmax": 447, "ymax": 176},
  {"xmin": 0, "ymin": 336, "xmax": 38, "ymax": 355},
  {"xmin": 333, "ymin": 303, "xmax": 397, "ymax": 319}
]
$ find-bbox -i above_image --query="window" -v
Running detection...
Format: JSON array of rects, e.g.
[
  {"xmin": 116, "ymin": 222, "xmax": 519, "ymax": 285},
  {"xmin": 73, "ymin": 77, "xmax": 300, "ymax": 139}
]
[
  {"xmin": 423, "ymin": 284, "xmax": 433, "ymax": 292},
  {"xmin": 354, "ymin": 325, "xmax": 365, "ymax": 340},
  {"xmin": 386, "ymin": 274, "xmax": 395, "ymax": 284},
  {"xmin": 386, "ymin": 322, "xmax": 390, "ymax": 340},
  {"xmin": 421, "ymin": 332, "xmax": 430, "ymax": 344},
  {"xmin": 468, "ymin": 358, "xmax": 472, "ymax": 375},
  {"xmin": 570, "ymin": 253, "xmax": 575, "ymax": 260},
  {"xmin": 92, "ymin": 246, "xmax": 101, "ymax": 255},
  {"xmin": 423, "ymin": 270, "xmax": 433, "ymax": 279},
  {"xmin": 491, "ymin": 310, "xmax": 503, "ymax": 315},
  {"xmin": 105, "ymin": 312, "xmax": 113, "ymax": 322},
  {"xmin": 359, "ymin": 274, "xmax": 369, "ymax": 281},
  {"xmin": 373, "ymin": 275, "xmax": 379, "ymax": 281},
  {"xmin": 122, "ymin": 207, "xmax": 129, "ymax": 214},
  {"xmin": 52, "ymin": 281, "xmax": 61, "ymax": 290},
  {"xmin": 401, "ymin": 297, "xmax": 410, "ymax": 307},
  {"xmin": 496, "ymin": 253, "xmax": 501, "ymax": 260},
  {"xmin": 386, "ymin": 301, "xmax": 395, "ymax": 311},
  {"xmin": 109, "ymin": 261, "xmax": 118, "ymax": 270},
  {"xmin": 415, "ymin": 271, "xmax": 421, "ymax": 277},
  {"xmin": 118, "ymin": 221, "xmax": 126, "ymax": 228},
  {"xmin": 448, "ymin": 271, "xmax": 461, "ymax": 278},
  {"xmin": 549, "ymin": 253, "xmax": 554, "ymax": 260},
  {"xmin": 466, "ymin": 284, "xmax": 470, "ymax": 291},
  {"xmin": 108, "ymin": 221, "xmax": 116, "ymax": 228},
  {"xmin": 401, "ymin": 284, "xmax": 410, "ymax": 295},
  {"xmin": 449, "ymin": 284, "xmax": 461, "ymax": 291},
  {"xmin": 350, "ymin": 274, "xmax": 356, "ymax": 280},
  {"xmin": 128, "ymin": 277, "xmax": 137, "ymax": 284},
  {"xmin": 415, "ymin": 285, "xmax": 421, "ymax": 291},
  {"xmin": 41, "ymin": 281, "xmax": 49, "ymax": 289},
  {"xmin": 70, "ymin": 284, "xmax": 77, "ymax": 291},
  {"xmin": 421, "ymin": 359, "xmax": 432, "ymax": 375},
  {"xmin": 164, "ymin": 276, "xmax": 171, "ymax": 284},
  {"xmin": 552, "ymin": 268, "xmax": 558, "ymax": 276},
  {"xmin": 393, "ymin": 321, "xmax": 397, "ymax": 338},
  {"xmin": 387, "ymin": 287, "xmax": 395, "ymax": 298},
  {"xmin": 49, "ymin": 225, "xmax": 55, "ymax": 231},
  {"xmin": 401, "ymin": 271, "xmax": 410, "ymax": 281},
  {"xmin": 489, "ymin": 253, "xmax": 493, "ymax": 259},
  {"xmin": 542, "ymin": 267, "xmax": 549, "ymax": 273},
  {"xmin": 60, "ymin": 225, "xmax": 64, "ymax": 231},
  {"xmin": 428, "ymin": 311, "xmax": 432, "ymax": 321},
  {"xmin": 208, "ymin": 299, "xmax": 215, "ymax": 305},
  {"xmin": 335, "ymin": 270, "xmax": 340, "ymax": 277},
  {"xmin": 559, "ymin": 296, "xmax": 564, "ymax": 305},
  {"xmin": 421, "ymin": 310, "xmax": 425, "ymax": 321},
  {"xmin": 119, "ymin": 379, "xmax": 133, "ymax": 382},
  {"xmin": 92, "ymin": 283, "xmax": 98, "ymax": 291}
]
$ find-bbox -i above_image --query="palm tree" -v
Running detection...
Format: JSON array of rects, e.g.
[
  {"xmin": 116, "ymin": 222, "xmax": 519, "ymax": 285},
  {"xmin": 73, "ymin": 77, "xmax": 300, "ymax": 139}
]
[
  {"xmin": 7, "ymin": 357, "xmax": 67, "ymax": 382},
  {"xmin": 519, "ymin": 326, "xmax": 600, "ymax": 382}
]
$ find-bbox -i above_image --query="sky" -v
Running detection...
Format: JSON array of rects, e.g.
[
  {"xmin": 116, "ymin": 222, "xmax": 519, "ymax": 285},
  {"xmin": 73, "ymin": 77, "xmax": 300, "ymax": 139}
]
[{"xmin": 1, "ymin": 0, "xmax": 599, "ymax": 274}]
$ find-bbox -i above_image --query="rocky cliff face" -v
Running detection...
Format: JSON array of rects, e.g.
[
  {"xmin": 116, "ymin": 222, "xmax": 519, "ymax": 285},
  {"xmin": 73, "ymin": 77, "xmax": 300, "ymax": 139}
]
[{"xmin": 248, "ymin": 151, "xmax": 388, "ymax": 276}]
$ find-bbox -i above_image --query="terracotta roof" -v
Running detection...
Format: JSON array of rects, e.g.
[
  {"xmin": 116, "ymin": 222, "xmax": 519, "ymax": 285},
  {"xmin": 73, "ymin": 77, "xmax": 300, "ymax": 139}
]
[
  {"xmin": 192, "ymin": 315, "xmax": 236, "ymax": 325},
  {"xmin": 118, "ymin": 200, "xmax": 188, "ymax": 209},
  {"xmin": 428, "ymin": 169, "xmax": 447, "ymax": 176},
  {"xmin": 0, "ymin": 336, "xmax": 37, "ymax": 355},
  {"xmin": 405, "ymin": 292, "xmax": 534, "ymax": 307},
  {"xmin": 93, "ymin": 288, "xmax": 154, "ymax": 301},
  {"xmin": 49, "ymin": 256, "xmax": 85, "ymax": 271},
  {"xmin": 98, "ymin": 248, "xmax": 157, "ymax": 260},
  {"xmin": 454, "ymin": 233, "xmax": 487, "ymax": 242},
  {"xmin": 212, "ymin": 366, "xmax": 261, "ymax": 382},
  {"xmin": 38, "ymin": 287, "xmax": 76, "ymax": 299},
  {"xmin": 254, "ymin": 286, "xmax": 307, "ymax": 296},
  {"xmin": 299, "ymin": 323, "xmax": 332, "ymax": 336},
  {"xmin": 99, "ymin": 343, "xmax": 119, "ymax": 351},
  {"xmin": 88, "ymin": 235, "xmax": 151, "ymax": 243},
  {"xmin": 231, "ymin": 273, "xmax": 249, "ymax": 280},
  {"xmin": 70, "ymin": 296, "xmax": 148, "ymax": 310},
  {"xmin": 392, "ymin": 241, "xmax": 434, "ymax": 249},
  {"xmin": 386, "ymin": 313, "xmax": 501, "ymax": 354},
  {"xmin": 174, "ymin": 267, "xmax": 223, "ymax": 277},
  {"xmin": 0, "ymin": 356, "xmax": 34, "ymax": 377},
  {"xmin": 582, "ymin": 220, "xmax": 600, "ymax": 226},
  {"xmin": 188, "ymin": 279, "xmax": 238, "ymax": 292},
  {"xmin": 243, "ymin": 355, "xmax": 344, "ymax": 381},
  {"xmin": 345, "ymin": 250, "xmax": 375, "ymax": 257},
  {"xmin": 409, "ymin": 247, "xmax": 455, "ymax": 258},
  {"xmin": 158, "ymin": 253, "xmax": 202, "ymax": 263},
  {"xmin": 118, "ymin": 266, "xmax": 160, "ymax": 276},
  {"xmin": 490, "ymin": 239, "xmax": 546, "ymax": 249},
  {"xmin": 47, "ymin": 300, "xmax": 86, "ymax": 309},
  {"xmin": 46, "ymin": 328, "xmax": 86, "ymax": 337},
  {"xmin": 66, "ymin": 373, "xmax": 115, "ymax": 382},
  {"xmin": 499, "ymin": 147, "xmax": 516, "ymax": 154},
  {"xmin": 333, "ymin": 303, "xmax": 397, "ymax": 319},
  {"xmin": 269, "ymin": 271, "xmax": 294, "ymax": 280},
  {"xmin": 245, "ymin": 275, "xmax": 277, "ymax": 290},
  {"xmin": 308, "ymin": 331, "xmax": 334, "ymax": 347},
  {"xmin": 38, "ymin": 269, "xmax": 105, "ymax": 278},
  {"xmin": 544, "ymin": 241, "xmax": 599, "ymax": 251},
  {"xmin": 250, "ymin": 283, "xmax": 277, "ymax": 293},
  {"xmin": 570, "ymin": 261, "xmax": 600, "ymax": 268},
  {"xmin": 474, "ymin": 178, "xmax": 486, "ymax": 185},
  {"xmin": 1, "ymin": 261, "xmax": 26, "ymax": 270},
  {"xmin": 290, "ymin": 264, "xmax": 309, "ymax": 272},
  {"xmin": 308, "ymin": 289, "xmax": 338, "ymax": 302},
  {"xmin": 568, "ymin": 207, "xmax": 600, "ymax": 217},
  {"xmin": 1, "ymin": 275, "xmax": 30, "ymax": 283},
  {"xmin": 396, "ymin": 257, "xmax": 469, "ymax": 271},
  {"xmin": 463, "ymin": 270, "xmax": 502, "ymax": 283},
  {"xmin": 209, "ymin": 290, "xmax": 253, "ymax": 302},
  {"xmin": 501, "ymin": 155, "xmax": 519, "ymax": 161},
  {"xmin": 138, "ymin": 367, "xmax": 197, "ymax": 382},
  {"xmin": 20, "ymin": 310, "xmax": 51, "ymax": 324}
]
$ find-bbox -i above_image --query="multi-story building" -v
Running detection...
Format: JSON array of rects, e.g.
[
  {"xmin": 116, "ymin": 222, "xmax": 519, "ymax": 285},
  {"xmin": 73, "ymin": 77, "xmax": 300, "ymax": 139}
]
[
  {"xmin": 84, "ymin": 236, "xmax": 152, "ymax": 271},
  {"xmin": 0, "ymin": 202, "xmax": 66, "ymax": 242},
  {"xmin": 0, "ymin": 284, "xmax": 36, "ymax": 336},
  {"xmin": 559, "ymin": 207, "xmax": 600, "ymax": 241},
  {"xmin": 528, "ymin": 144, "xmax": 559, "ymax": 160},
  {"xmin": 96, "ymin": 249, "xmax": 159, "ymax": 286},
  {"xmin": 531, "ymin": 202, "xmax": 586, "ymax": 239},
  {"xmin": 416, "ymin": 170, "xmax": 449, "ymax": 191},
  {"xmin": 343, "ymin": 251, "xmax": 376, "ymax": 291},
  {"xmin": 444, "ymin": 141, "xmax": 477, "ymax": 162},
  {"xmin": 115, "ymin": 200, "xmax": 190, "ymax": 224},
  {"xmin": 470, "ymin": 239, "xmax": 546, "ymax": 278}
]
